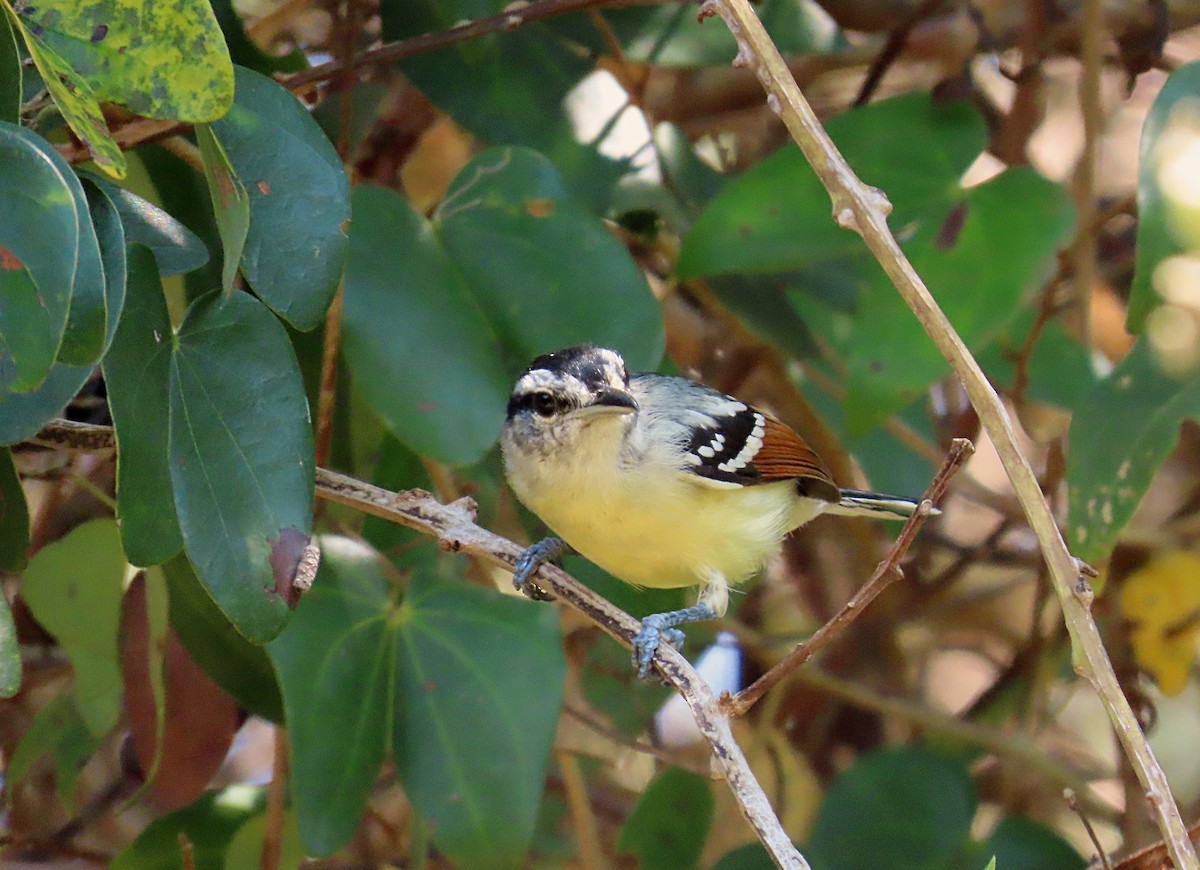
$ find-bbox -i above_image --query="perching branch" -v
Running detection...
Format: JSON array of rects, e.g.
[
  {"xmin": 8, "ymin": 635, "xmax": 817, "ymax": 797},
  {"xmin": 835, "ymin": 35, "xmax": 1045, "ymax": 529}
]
[
  {"xmin": 31, "ymin": 419, "xmax": 808, "ymax": 870},
  {"xmin": 698, "ymin": 1, "xmax": 1197, "ymax": 865},
  {"xmin": 724, "ymin": 437, "xmax": 974, "ymax": 718}
]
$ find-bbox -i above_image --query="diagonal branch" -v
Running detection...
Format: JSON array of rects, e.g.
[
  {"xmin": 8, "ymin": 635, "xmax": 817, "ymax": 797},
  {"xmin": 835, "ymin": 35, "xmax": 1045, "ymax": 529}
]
[
  {"xmin": 724, "ymin": 437, "xmax": 973, "ymax": 718},
  {"xmin": 698, "ymin": 0, "xmax": 1197, "ymax": 865},
  {"xmin": 30, "ymin": 419, "xmax": 808, "ymax": 870}
]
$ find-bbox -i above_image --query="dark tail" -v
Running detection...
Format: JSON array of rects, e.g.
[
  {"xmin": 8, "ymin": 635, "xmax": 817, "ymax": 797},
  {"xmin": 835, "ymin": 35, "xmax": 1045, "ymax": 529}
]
[{"xmin": 827, "ymin": 488, "xmax": 934, "ymax": 521}]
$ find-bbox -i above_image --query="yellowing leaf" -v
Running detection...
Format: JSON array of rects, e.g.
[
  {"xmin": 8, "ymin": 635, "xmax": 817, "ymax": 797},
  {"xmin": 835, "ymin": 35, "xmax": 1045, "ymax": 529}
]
[
  {"xmin": 13, "ymin": 0, "xmax": 233, "ymax": 122},
  {"xmin": 1120, "ymin": 552, "xmax": 1200, "ymax": 695},
  {"xmin": 4, "ymin": 6, "xmax": 125, "ymax": 177}
]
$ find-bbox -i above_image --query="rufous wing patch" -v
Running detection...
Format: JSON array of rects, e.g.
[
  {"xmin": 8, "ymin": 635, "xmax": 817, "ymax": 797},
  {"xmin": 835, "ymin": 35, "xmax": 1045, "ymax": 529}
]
[{"xmin": 753, "ymin": 417, "xmax": 840, "ymax": 502}]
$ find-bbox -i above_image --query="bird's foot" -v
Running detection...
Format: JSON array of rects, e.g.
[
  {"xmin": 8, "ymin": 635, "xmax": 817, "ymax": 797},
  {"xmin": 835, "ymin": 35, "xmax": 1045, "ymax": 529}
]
[
  {"xmin": 632, "ymin": 604, "xmax": 717, "ymax": 680},
  {"xmin": 512, "ymin": 537, "xmax": 572, "ymax": 602}
]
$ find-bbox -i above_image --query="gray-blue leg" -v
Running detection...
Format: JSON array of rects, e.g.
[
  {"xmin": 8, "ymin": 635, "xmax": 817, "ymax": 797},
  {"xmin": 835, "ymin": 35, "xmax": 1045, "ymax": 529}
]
[
  {"xmin": 513, "ymin": 536, "xmax": 573, "ymax": 602},
  {"xmin": 633, "ymin": 604, "xmax": 717, "ymax": 679}
]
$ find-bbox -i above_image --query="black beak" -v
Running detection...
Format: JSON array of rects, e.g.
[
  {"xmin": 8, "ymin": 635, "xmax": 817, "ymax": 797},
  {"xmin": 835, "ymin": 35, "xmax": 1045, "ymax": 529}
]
[{"xmin": 589, "ymin": 389, "xmax": 639, "ymax": 413}]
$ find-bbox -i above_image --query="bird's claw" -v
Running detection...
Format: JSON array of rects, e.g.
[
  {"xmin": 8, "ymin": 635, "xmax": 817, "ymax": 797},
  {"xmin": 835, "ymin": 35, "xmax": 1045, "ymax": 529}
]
[
  {"xmin": 632, "ymin": 615, "xmax": 687, "ymax": 680},
  {"xmin": 512, "ymin": 537, "xmax": 570, "ymax": 602}
]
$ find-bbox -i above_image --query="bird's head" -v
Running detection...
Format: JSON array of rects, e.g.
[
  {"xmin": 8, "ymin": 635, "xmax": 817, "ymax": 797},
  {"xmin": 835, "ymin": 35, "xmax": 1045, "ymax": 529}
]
[{"xmin": 502, "ymin": 345, "xmax": 639, "ymax": 453}]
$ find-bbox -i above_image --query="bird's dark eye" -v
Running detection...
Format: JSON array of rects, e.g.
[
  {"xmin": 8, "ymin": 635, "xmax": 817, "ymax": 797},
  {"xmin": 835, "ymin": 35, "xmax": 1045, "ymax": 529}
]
[{"xmin": 532, "ymin": 391, "xmax": 559, "ymax": 417}]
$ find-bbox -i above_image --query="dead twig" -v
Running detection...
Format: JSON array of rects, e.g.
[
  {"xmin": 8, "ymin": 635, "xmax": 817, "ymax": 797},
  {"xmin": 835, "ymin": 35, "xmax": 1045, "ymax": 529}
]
[{"xmin": 724, "ymin": 437, "xmax": 973, "ymax": 718}]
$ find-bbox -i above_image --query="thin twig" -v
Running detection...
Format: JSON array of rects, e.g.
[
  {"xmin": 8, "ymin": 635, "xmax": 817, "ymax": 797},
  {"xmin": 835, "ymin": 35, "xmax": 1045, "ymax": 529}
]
[
  {"xmin": 699, "ymin": 1, "xmax": 1197, "ymax": 864},
  {"xmin": 1070, "ymin": 0, "xmax": 1106, "ymax": 348},
  {"xmin": 261, "ymin": 730, "xmax": 289, "ymax": 870},
  {"xmin": 556, "ymin": 749, "xmax": 605, "ymax": 870},
  {"xmin": 852, "ymin": 0, "xmax": 949, "ymax": 107},
  {"xmin": 29, "ymin": 419, "xmax": 807, "ymax": 870},
  {"xmin": 725, "ymin": 437, "xmax": 973, "ymax": 718},
  {"xmin": 1066, "ymin": 788, "xmax": 1114, "ymax": 870}
]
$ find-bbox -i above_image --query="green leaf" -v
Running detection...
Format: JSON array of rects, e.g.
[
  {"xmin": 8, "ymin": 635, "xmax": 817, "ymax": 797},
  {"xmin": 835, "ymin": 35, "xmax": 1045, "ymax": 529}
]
[
  {"xmin": 269, "ymin": 535, "xmax": 567, "ymax": 863},
  {"xmin": 806, "ymin": 746, "xmax": 976, "ymax": 870},
  {"xmin": 394, "ymin": 575, "xmax": 566, "ymax": 869},
  {"xmin": 0, "ymin": 446, "xmax": 28, "ymax": 571},
  {"xmin": 843, "ymin": 168, "xmax": 1075, "ymax": 432},
  {"xmin": 267, "ymin": 536, "xmax": 393, "ymax": 855},
  {"xmin": 81, "ymin": 174, "xmax": 128, "ymax": 353},
  {"xmin": 196, "ymin": 123, "xmax": 249, "ymax": 297},
  {"xmin": 7, "ymin": 10, "xmax": 127, "ymax": 176},
  {"xmin": 1067, "ymin": 339, "xmax": 1200, "ymax": 562},
  {"xmin": 54, "ymin": 174, "xmax": 108, "ymax": 367},
  {"xmin": 435, "ymin": 147, "xmax": 663, "ymax": 368},
  {"xmin": 102, "ymin": 245, "xmax": 183, "ymax": 566},
  {"xmin": 84, "ymin": 172, "xmax": 211, "ymax": 276},
  {"xmin": 169, "ymin": 290, "xmax": 314, "ymax": 642},
  {"xmin": 15, "ymin": 0, "xmax": 234, "ymax": 122},
  {"xmin": 678, "ymin": 94, "xmax": 986, "ymax": 279},
  {"xmin": 381, "ymin": 0, "xmax": 626, "ymax": 209},
  {"xmin": 617, "ymin": 768, "xmax": 714, "ymax": 870},
  {"xmin": 0, "ymin": 589, "xmax": 17, "ymax": 697},
  {"xmin": 982, "ymin": 817, "xmax": 1084, "ymax": 870},
  {"xmin": 344, "ymin": 150, "xmax": 665, "ymax": 465},
  {"xmin": 710, "ymin": 843, "xmax": 776, "ymax": 870},
  {"xmin": 0, "ymin": 10, "xmax": 20, "ymax": 123},
  {"xmin": 111, "ymin": 785, "xmax": 267, "ymax": 870},
  {"xmin": 207, "ymin": 66, "xmax": 349, "ymax": 331},
  {"xmin": 977, "ymin": 315, "xmax": 1098, "ymax": 411},
  {"xmin": 7, "ymin": 693, "xmax": 100, "ymax": 808},
  {"xmin": 223, "ymin": 809, "xmax": 304, "ymax": 869},
  {"xmin": 21, "ymin": 519, "xmax": 126, "ymax": 735},
  {"xmin": 343, "ymin": 184, "xmax": 511, "ymax": 465},
  {"xmin": 0, "ymin": 121, "xmax": 79, "ymax": 394},
  {"xmin": 1126, "ymin": 60, "xmax": 1200, "ymax": 332},
  {"xmin": 0, "ymin": 364, "xmax": 95, "ymax": 445},
  {"xmin": 163, "ymin": 554, "xmax": 282, "ymax": 722}
]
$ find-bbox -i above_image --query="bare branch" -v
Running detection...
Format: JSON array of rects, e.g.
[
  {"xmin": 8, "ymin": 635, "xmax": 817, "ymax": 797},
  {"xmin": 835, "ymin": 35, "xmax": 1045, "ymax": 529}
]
[{"xmin": 724, "ymin": 437, "xmax": 973, "ymax": 718}]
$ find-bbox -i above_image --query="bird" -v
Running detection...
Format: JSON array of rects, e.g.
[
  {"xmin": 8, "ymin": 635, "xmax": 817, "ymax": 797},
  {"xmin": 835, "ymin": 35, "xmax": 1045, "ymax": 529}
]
[{"xmin": 500, "ymin": 345, "xmax": 927, "ymax": 678}]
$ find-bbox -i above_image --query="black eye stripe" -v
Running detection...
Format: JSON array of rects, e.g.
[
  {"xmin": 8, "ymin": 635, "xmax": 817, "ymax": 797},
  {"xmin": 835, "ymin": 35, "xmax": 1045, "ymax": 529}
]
[{"xmin": 507, "ymin": 390, "xmax": 569, "ymax": 418}]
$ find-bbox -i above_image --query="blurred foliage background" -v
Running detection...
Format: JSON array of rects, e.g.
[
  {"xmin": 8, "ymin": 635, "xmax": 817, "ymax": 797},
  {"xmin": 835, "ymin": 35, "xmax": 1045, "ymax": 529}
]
[{"xmin": 3, "ymin": 0, "xmax": 1200, "ymax": 867}]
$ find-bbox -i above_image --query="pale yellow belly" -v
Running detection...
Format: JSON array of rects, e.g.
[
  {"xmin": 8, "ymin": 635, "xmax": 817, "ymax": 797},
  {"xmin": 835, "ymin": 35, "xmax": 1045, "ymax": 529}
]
[{"xmin": 524, "ymin": 473, "xmax": 812, "ymax": 592}]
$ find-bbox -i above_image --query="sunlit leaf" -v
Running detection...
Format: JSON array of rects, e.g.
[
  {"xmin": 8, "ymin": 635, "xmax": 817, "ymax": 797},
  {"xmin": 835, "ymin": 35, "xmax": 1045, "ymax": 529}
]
[
  {"xmin": 111, "ymin": 785, "xmax": 267, "ymax": 870},
  {"xmin": 7, "ymin": 693, "xmax": 100, "ymax": 809},
  {"xmin": 1120, "ymin": 552, "xmax": 1200, "ymax": 695},
  {"xmin": 1067, "ymin": 339, "xmax": 1200, "ymax": 563},
  {"xmin": 21, "ymin": 519, "xmax": 126, "ymax": 735},
  {"xmin": 1126, "ymin": 60, "xmax": 1200, "ymax": 333}
]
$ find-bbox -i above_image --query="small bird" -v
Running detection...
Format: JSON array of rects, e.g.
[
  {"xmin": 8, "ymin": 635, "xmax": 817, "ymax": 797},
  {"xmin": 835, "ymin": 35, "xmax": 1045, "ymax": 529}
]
[{"xmin": 501, "ymin": 345, "xmax": 926, "ymax": 678}]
